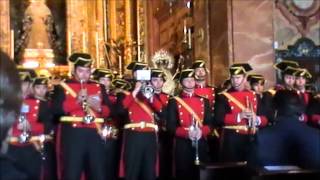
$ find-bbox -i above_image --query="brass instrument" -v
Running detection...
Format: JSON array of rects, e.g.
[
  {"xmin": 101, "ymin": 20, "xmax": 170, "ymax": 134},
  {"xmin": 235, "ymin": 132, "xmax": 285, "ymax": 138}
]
[
  {"xmin": 17, "ymin": 104, "xmax": 31, "ymax": 143},
  {"xmin": 80, "ymin": 80, "xmax": 95, "ymax": 124},
  {"xmin": 188, "ymin": 115, "xmax": 201, "ymax": 165},
  {"xmin": 245, "ymin": 96, "xmax": 257, "ymax": 134},
  {"xmin": 141, "ymin": 81, "xmax": 154, "ymax": 100}
]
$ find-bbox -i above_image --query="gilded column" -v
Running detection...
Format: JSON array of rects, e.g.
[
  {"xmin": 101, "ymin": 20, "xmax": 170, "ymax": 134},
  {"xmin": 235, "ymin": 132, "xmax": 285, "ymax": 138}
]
[
  {"xmin": 0, "ymin": 0, "xmax": 11, "ymax": 56},
  {"xmin": 124, "ymin": 0, "xmax": 134, "ymax": 64},
  {"xmin": 136, "ymin": 0, "xmax": 148, "ymax": 63}
]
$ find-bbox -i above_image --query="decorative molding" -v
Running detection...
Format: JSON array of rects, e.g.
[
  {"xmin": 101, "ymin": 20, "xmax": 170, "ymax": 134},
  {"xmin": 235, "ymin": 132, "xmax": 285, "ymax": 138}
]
[{"xmin": 276, "ymin": 37, "xmax": 320, "ymax": 61}]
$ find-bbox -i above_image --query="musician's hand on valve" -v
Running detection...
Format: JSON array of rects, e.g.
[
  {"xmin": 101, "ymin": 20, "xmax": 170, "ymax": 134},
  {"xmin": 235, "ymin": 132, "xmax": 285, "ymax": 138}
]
[
  {"xmin": 132, "ymin": 81, "xmax": 143, "ymax": 98},
  {"xmin": 77, "ymin": 89, "xmax": 87, "ymax": 103},
  {"xmin": 87, "ymin": 95, "xmax": 102, "ymax": 112},
  {"xmin": 239, "ymin": 109, "xmax": 253, "ymax": 119}
]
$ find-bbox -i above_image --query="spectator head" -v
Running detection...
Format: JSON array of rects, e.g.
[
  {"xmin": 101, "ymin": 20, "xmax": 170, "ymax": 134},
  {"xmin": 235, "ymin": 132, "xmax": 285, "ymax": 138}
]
[{"xmin": 0, "ymin": 50, "xmax": 22, "ymax": 145}]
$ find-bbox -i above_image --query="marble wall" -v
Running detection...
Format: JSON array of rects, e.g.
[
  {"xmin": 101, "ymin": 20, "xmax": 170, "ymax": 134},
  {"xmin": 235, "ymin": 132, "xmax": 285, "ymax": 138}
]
[
  {"xmin": 229, "ymin": 0, "xmax": 276, "ymax": 88},
  {"xmin": 0, "ymin": 0, "xmax": 11, "ymax": 56}
]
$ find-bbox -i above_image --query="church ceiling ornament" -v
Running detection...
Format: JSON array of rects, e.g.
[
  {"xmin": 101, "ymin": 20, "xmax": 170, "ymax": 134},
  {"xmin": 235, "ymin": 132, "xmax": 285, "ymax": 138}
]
[{"xmin": 276, "ymin": 0, "xmax": 320, "ymax": 36}]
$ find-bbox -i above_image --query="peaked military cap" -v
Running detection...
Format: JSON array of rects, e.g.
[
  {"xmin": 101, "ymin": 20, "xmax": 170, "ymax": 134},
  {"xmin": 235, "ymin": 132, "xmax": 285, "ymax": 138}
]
[
  {"xmin": 92, "ymin": 68, "xmax": 114, "ymax": 81},
  {"xmin": 151, "ymin": 68, "xmax": 166, "ymax": 80},
  {"xmin": 273, "ymin": 60, "xmax": 299, "ymax": 72},
  {"xmin": 127, "ymin": 61, "xmax": 148, "ymax": 71},
  {"xmin": 191, "ymin": 59, "xmax": 206, "ymax": 69},
  {"xmin": 283, "ymin": 66, "xmax": 298, "ymax": 76},
  {"xmin": 229, "ymin": 63, "xmax": 253, "ymax": 75},
  {"xmin": 173, "ymin": 69, "xmax": 195, "ymax": 82},
  {"xmin": 33, "ymin": 77, "xmax": 48, "ymax": 86},
  {"xmin": 69, "ymin": 53, "xmax": 92, "ymax": 67},
  {"xmin": 112, "ymin": 78, "xmax": 132, "ymax": 90},
  {"xmin": 18, "ymin": 68, "xmax": 37, "ymax": 82},
  {"xmin": 247, "ymin": 74, "xmax": 265, "ymax": 85},
  {"xmin": 294, "ymin": 68, "xmax": 312, "ymax": 79}
]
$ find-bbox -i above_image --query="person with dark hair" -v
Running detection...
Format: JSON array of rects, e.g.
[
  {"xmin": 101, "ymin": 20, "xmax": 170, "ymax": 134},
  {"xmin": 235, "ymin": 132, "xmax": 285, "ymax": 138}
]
[
  {"xmin": 247, "ymin": 74, "xmax": 274, "ymax": 124},
  {"xmin": 92, "ymin": 68, "xmax": 119, "ymax": 180},
  {"xmin": 52, "ymin": 53, "xmax": 111, "ymax": 180},
  {"xmin": 149, "ymin": 68, "xmax": 172, "ymax": 180},
  {"xmin": 167, "ymin": 69, "xmax": 213, "ymax": 180},
  {"xmin": 116, "ymin": 62, "xmax": 161, "ymax": 180},
  {"xmin": 191, "ymin": 59, "xmax": 219, "ymax": 162},
  {"xmin": 294, "ymin": 68, "xmax": 313, "ymax": 123},
  {"xmin": 249, "ymin": 90, "xmax": 320, "ymax": 169},
  {"xmin": 214, "ymin": 63, "xmax": 269, "ymax": 162},
  {"xmin": 0, "ymin": 50, "xmax": 27, "ymax": 179},
  {"xmin": 272, "ymin": 60, "xmax": 300, "ymax": 93}
]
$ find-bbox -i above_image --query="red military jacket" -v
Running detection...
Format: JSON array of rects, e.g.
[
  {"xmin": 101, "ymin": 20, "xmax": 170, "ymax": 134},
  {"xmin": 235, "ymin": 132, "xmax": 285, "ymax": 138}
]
[
  {"xmin": 12, "ymin": 97, "xmax": 44, "ymax": 137},
  {"xmin": 103, "ymin": 90, "xmax": 118, "ymax": 127},
  {"xmin": 121, "ymin": 91, "xmax": 161, "ymax": 132},
  {"xmin": 194, "ymin": 83, "xmax": 215, "ymax": 111},
  {"xmin": 214, "ymin": 89, "xmax": 268, "ymax": 134},
  {"xmin": 61, "ymin": 79, "xmax": 110, "ymax": 128},
  {"xmin": 168, "ymin": 91, "xmax": 212, "ymax": 139}
]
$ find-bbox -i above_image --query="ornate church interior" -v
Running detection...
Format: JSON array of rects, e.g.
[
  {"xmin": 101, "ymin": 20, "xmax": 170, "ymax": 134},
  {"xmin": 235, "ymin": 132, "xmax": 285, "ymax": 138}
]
[
  {"xmin": 0, "ymin": 0, "xmax": 320, "ymax": 180},
  {"xmin": 0, "ymin": 0, "xmax": 319, "ymax": 88}
]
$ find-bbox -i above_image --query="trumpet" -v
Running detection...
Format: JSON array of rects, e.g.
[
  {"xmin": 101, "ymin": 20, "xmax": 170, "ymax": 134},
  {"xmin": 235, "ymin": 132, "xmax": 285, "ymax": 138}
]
[
  {"xmin": 188, "ymin": 115, "xmax": 201, "ymax": 165},
  {"xmin": 80, "ymin": 80, "xmax": 95, "ymax": 124},
  {"xmin": 245, "ymin": 96, "xmax": 257, "ymax": 134},
  {"xmin": 17, "ymin": 104, "xmax": 31, "ymax": 143},
  {"xmin": 141, "ymin": 81, "xmax": 154, "ymax": 100}
]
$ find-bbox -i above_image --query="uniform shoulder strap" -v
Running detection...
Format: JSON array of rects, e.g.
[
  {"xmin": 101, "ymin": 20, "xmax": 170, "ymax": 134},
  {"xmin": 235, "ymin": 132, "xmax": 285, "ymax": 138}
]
[
  {"xmin": 220, "ymin": 91, "xmax": 246, "ymax": 111},
  {"xmin": 173, "ymin": 96, "xmax": 203, "ymax": 126}
]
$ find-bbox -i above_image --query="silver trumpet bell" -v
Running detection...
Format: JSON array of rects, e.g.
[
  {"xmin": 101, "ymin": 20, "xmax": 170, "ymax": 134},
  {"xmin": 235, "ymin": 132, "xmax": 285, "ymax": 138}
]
[
  {"xmin": 141, "ymin": 83, "xmax": 154, "ymax": 99},
  {"xmin": 18, "ymin": 131, "xmax": 31, "ymax": 143}
]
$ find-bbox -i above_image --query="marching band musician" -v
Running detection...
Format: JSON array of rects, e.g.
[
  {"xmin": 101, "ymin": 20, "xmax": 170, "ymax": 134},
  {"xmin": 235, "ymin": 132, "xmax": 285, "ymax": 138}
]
[
  {"xmin": 92, "ymin": 68, "xmax": 119, "ymax": 180},
  {"xmin": 294, "ymin": 68, "xmax": 313, "ymax": 123},
  {"xmin": 116, "ymin": 62, "xmax": 161, "ymax": 180},
  {"xmin": 167, "ymin": 69, "xmax": 213, "ymax": 180},
  {"xmin": 247, "ymin": 74, "xmax": 274, "ymax": 124},
  {"xmin": 272, "ymin": 60, "xmax": 300, "ymax": 92},
  {"xmin": 149, "ymin": 68, "xmax": 172, "ymax": 180},
  {"xmin": 52, "ymin": 53, "xmax": 111, "ymax": 180},
  {"xmin": 214, "ymin": 63, "xmax": 269, "ymax": 162},
  {"xmin": 6, "ymin": 69, "xmax": 55, "ymax": 180},
  {"xmin": 191, "ymin": 59, "xmax": 220, "ymax": 162}
]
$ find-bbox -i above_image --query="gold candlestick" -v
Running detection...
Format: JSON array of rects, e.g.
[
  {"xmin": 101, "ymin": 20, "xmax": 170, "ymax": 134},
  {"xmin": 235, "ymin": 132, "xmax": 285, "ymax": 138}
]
[
  {"xmin": 95, "ymin": 31, "xmax": 100, "ymax": 68},
  {"xmin": 82, "ymin": 32, "xmax": 87, "ymax": 53},
  {"xmin": 11, "ymin": 29, "xmax": 14, "ymax": 60}
]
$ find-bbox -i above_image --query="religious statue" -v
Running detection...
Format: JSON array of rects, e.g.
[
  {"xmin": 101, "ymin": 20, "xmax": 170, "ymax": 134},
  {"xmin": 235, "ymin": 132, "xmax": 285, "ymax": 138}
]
[
  {"xmin": 151, "ymin": 49, "xmax": 176, "ymax": 95},
  {"xmin": 15, "ymin": 0, "xmax": 62, "ymax": 65}
]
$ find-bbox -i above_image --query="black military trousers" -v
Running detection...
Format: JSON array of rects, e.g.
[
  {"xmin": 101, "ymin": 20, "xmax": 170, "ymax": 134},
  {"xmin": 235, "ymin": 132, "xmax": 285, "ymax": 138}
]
[
  {"xmin": 220, "ymin": 129, "xmax": 252, "ymax": 162},
  {"xmin": 7, "ymin": 144, "xmax": 42, "ymax": 180},
  {"xmin": 59, "ymin": 124, "xmax": 107, "ymax": 180},
  {"xmin": 124, "ymin": 130, "xmax": 157, "ymax": 180},
  {"xmin": 175, "ymin": 137, "xmax": 210, "ymax": 180},
  {"xmin": 104, "ymin": 138, "xmax": 120, "ymax": 180},
  {"xmin": 158, "ymin": 130, "xmax": 173, "ymax": 180}
]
